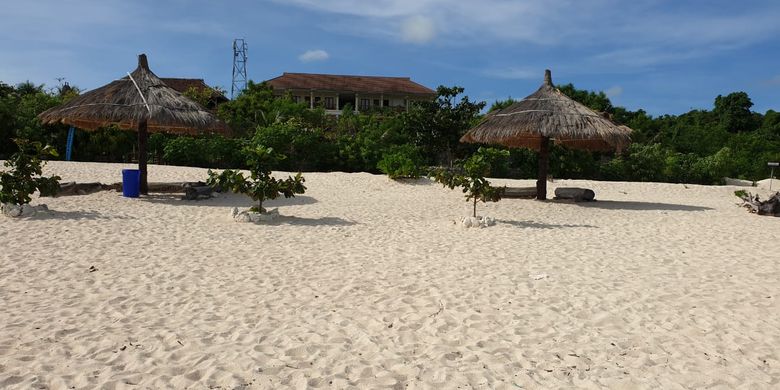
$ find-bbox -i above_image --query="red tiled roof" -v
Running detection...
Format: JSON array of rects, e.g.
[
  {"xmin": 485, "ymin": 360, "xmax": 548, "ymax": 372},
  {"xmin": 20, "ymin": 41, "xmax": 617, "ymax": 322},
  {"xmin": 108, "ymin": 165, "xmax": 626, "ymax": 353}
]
[
  {"xmin": 266, "ymin": 73, "xmax": 436, "ymax": 96},
  {"xmin": 160, "ymin": 78, "xmax": 228, "ymax": 102}
]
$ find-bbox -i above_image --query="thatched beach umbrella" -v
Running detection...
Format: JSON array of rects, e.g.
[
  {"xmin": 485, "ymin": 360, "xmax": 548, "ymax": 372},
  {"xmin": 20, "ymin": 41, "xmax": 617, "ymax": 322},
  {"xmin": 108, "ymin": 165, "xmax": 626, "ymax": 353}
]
[
  {"xmin": 39, "ymin": 53, "xmax": 227, "ymax": 195},
  {"xmin": 461, "ymin": 70, "xmax": 631, "ymax": 200}
]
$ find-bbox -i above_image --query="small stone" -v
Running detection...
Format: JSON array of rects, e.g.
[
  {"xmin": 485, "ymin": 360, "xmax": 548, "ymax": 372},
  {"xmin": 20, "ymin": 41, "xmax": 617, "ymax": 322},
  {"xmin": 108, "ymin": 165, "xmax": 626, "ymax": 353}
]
[
  {"xmin": 2, "ymin": 203, "xmax": 23, "ymax": 218},
  {"xmin": 461, "ymin": 217, "xmax": 473, "ymax": 228},
  {"xmin": 234, "ymin": 211, "xmax": 252, "ymax": 223}
]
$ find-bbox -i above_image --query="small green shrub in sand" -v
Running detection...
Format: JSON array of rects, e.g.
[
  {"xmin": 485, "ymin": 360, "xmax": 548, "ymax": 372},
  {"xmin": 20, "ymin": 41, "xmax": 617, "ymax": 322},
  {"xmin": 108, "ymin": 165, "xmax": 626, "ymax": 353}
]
[
  {"xmin": 0, "ymin": 138, "xmax": 60, "ymax": 206},
  {"xmin": 430, "ymin": 147, "xmax": 507, "ymax": 218},
  {"xmin": 207, "ymin": 145, "xmax": 305, "ymax": 214}
]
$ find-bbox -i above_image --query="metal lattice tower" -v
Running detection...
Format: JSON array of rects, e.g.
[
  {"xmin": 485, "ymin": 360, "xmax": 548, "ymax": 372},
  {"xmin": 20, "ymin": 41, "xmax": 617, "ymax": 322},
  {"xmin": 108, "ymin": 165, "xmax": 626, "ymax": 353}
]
[{"xmin": 231, "ymin": 39, "xmax": 248, "ymax": 99}]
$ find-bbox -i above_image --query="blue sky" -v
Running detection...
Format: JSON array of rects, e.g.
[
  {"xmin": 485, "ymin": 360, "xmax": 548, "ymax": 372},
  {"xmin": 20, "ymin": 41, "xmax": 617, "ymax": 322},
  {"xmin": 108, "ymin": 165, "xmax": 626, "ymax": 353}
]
[{"xmin": 2, "ymin": 0, "xmax": 779, "ymax": 115}]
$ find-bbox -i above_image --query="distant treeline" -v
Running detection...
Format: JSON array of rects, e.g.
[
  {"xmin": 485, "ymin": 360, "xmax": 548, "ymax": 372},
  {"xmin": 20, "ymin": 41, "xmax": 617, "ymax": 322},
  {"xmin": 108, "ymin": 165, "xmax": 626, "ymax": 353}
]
[{"xmin": 1, "ymin": 79, "xmax": 779, "ymax": 184}]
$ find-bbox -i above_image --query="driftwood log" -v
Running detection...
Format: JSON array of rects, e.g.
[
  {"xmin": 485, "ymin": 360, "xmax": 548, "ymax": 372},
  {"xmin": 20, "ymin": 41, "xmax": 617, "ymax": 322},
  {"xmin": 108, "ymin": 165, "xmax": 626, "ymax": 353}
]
[
  {"xmin": 502, "ymin": 187, "xmax": 537, "ymax": 199},
  {"xmin": 43, "ymin": 181, "xmax": 215, "ymax": 197},
  {"xmin": 554, "ymin": 187, "xmax": 596, "ymax": 202},
  {"xmin": 43, "ymin": 182, "xmax": 113, "ymax": 197},
  {"xmin": 182, "ymin": 184, "xmax": 213, "ymax": 200},
  {"xmin": 737, "ymin": 191, "xmax": 780, "ymax": 216}
]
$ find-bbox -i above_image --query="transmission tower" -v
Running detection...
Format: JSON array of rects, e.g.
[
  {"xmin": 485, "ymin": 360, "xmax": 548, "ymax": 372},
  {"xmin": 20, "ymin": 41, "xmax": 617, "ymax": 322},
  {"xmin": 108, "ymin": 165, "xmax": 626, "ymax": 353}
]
[{"xmin": 231, "ymin": 39, "xmax": 248, "ymax": 99}]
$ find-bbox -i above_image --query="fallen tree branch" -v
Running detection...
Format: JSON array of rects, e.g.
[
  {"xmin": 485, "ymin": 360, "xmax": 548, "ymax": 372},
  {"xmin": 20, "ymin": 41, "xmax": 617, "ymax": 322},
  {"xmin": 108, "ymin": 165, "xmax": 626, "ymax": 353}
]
[{"xmin": 736, "ymin": 190, "xmax": 780, "ymax": 216}]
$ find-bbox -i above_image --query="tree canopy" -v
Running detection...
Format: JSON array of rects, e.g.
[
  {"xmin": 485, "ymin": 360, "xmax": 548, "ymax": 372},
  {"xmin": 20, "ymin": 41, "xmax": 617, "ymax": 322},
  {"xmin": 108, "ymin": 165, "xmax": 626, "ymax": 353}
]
[{"xmin": 3, "ymin": 77, "xmax": 779, "ymax": 184}]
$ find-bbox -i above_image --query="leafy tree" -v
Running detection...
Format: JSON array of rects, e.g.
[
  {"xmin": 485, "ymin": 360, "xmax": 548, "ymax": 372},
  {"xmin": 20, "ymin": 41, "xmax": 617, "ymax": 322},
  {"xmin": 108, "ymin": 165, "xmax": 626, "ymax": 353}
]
[
  {"xmin": 557, "ymin": 83, "xmax": 613, "ymax": 113},
  {"xmin": 714, "ymin": 92, "xmax": 757, "ymax": 133},
  {"xmin": 0, "ymin": 138, "xmax": 61, "ymax": 206},
  {"xmin": 0, "ymin": 82, "xmax": 65, "ymax": 157},
  {"xmin": 760, "ymin": 110, "xmax": 780, "ymax": 139},
  {"xmin": 252, "ymin": 120, "xmax": 336, "ymax": 171},
  {"xmin": 218, "ymin": 81, "xmax": 325, "ymax": 136},
  {"xmin": 377, "ymin": 144, "xmax": 424, "ymax": 179},
  {"xmin": 183, "ymin": 84, "xmax": 227, "ymax": 111},
  {"xmin": 488, "ymin": 97, "xmax": 516, "ymax": 113},
  {"xmin": 0, "ymin": 82, "xmax": 17, "ymax": 157},
  {"xmin": 403, "ymin": 85, "xmax": 485, "ymax": 167},
  {"xmin": 206, "ymin": 145, "xmax": 306, "ymax": 213},
  {"xmin": 430, "ymin": 147, "xmax": 508, "ymax": 217},
  {"xmin": 333, "ymin": 113, "xmax": 411, "ymax": 172},
  {"xmin": 162, "ymin": 135, "xmax": 245, "ymax": 168}
]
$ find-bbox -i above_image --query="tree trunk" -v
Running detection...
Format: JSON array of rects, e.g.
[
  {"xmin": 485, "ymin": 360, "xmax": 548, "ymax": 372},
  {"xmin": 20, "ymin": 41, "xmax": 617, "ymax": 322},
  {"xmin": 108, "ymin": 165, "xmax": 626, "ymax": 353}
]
[
  {"xmin": 536, "ymin": 136, "xmax": 550, "ymax": 200},
  {"xmin": 473, "ymin": 196, "xmax": 477, "ymax": 218},
  {"xmin": 138, "ymin": 120, "xmax": 148, "ymax": 195}
]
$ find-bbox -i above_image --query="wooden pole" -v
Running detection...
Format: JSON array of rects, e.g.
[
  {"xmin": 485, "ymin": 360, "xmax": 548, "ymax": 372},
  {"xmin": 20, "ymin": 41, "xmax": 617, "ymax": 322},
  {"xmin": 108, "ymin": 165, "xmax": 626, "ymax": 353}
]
[
  {"xmin": 536, "ymin": 136, "xmax": 550, "ymax": 200},
  {"xmin": 138, "ymin": 120, "xmax": 148, "ymax": 195}
]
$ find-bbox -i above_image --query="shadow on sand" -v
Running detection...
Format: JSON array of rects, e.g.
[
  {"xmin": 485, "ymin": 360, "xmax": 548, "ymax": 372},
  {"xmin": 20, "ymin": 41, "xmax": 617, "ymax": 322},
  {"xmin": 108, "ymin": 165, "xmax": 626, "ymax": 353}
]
[
  {"xmin": 31, "ymin": 209, "xmax": 126, "ymax": 221},
  {"xmin": 575, "ymin": 200, "xmax": 713, "ymax": 212},
  {"xmin": 140, "ymin": 193, "xmax": 318, "ymax": 208},
  {"xmin": 265, "ymin": 215, "xmax": 357, "ymax": 227},
  {"xmin": 498, "ymin": 219, "xmax": 598, "ymax": 229},
  {"xmin": 391, "ymin": 177, "xmax": 435, "ymax": 186}
]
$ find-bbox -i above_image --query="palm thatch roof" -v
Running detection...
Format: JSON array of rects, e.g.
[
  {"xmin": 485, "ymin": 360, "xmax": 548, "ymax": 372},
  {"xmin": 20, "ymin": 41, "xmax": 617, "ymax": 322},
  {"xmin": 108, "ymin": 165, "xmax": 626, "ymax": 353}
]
[
  {"xmin": 461, "ymin": 70, "xmax": 631, "ymax": 152},
  {"xmin": 38, "ymin": 54, "xmax": 228, "ymax": 136}
]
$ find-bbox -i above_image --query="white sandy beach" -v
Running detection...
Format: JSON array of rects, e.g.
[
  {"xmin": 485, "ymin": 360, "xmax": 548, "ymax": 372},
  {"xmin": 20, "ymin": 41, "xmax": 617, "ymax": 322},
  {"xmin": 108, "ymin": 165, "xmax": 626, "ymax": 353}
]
[{"xmin": 1, "ymin": 161, "xmax": 779, "ymax": 389}]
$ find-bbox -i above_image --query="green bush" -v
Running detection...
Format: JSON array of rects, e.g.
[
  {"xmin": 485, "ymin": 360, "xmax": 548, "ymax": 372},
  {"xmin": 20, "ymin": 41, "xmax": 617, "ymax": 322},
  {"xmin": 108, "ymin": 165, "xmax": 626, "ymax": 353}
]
[
  {"xmin": 160, "ymin": 135, "xmax": 243, "ymax": 168},
  {"xmin": 163, "ymin": 136, "xmax": 209, "ymax": 167},
  {"xmin": 253, "ymin": 121, "xmax": 336, "ymax": 171},
  {"xmin": 0, "ymin": 138, "xmax": 61, "ymax": 205},
  {"xmin": 430, "ymin": 147, "xmax": 506, "ymax": 217},
  {"xmin": 476, "ymin": 147, "xmax": 511, "ymax": 178},
  {"xmin": 377, "ymin": 145, "xmax": 423, "ymax": 179},
  {"xmin": 207, "ymin": 145, "xmax": 306, "ymax": 213},
  {"xmin": 205, "ymin": 135, "xmax": 245, "ymax": 168}
]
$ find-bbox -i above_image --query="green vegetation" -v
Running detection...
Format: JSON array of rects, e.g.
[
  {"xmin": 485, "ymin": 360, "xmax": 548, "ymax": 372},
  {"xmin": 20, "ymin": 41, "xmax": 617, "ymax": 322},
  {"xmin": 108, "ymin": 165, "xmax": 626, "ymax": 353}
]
[
  {"xmin": 0, "ymin": 138, "xmax": 61, "ymax": 205},
  {"xmin": 3, "ymin": 78, "xmax": 780, "ymax": 185},
  {"xmin": 430, "ymin": 148, "xmax": 508, "ymax": 217},
  {"xmin": 377, "ymin": 145, "xmax": 424, "ymax": 179},
  {"xmin": 206, "ymin": 145, "xmax": 306, "ymax": 213}
]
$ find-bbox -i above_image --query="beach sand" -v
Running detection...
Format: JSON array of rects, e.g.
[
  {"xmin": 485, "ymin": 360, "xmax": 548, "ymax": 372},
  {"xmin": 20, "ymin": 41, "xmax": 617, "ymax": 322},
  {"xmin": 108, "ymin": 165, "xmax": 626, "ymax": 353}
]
[{"xmin": 1, "ymin": 161, "xmax": 779, "ymax": 389}]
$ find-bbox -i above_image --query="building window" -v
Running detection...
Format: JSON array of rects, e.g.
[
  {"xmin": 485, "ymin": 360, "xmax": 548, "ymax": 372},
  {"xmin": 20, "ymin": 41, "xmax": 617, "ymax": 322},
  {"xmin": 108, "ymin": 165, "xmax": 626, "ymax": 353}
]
[
  {"xmin": 292, "ymin": 96, "xmax": 300, "ymax": 103},
  {"xmin": 359, "ymin": 98, "xmax": 370, "ymax": 111},
  {"xmin": 325, "ymin": 97, "xmax": 335, "ymax": 110},
  {"xmin": 373, "ymin": 99, "xmax": 380, "ymax": 107},
  {"xmin": 383, "ymin": 99, "xmax": 389, "ymax": 107}
]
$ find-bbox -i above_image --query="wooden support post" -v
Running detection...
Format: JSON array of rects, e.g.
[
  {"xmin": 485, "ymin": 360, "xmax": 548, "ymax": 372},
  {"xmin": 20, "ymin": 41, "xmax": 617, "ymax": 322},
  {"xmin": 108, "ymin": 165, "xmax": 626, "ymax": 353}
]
[
  {"xmin": 138, "ymin": 120, "xmax": 148, "ymax": 195},
  {"xmin": 355, "ymin": 93, "xmax": 359, "ymax": 113},
  {"xmin": 536, "ymin": 136, "xmax": 550, "ymax": 200}
]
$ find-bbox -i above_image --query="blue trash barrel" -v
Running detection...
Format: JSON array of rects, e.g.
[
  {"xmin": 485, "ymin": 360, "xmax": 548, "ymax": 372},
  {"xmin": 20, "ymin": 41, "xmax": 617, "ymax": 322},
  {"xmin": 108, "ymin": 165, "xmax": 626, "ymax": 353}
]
[{"xmin": 122, "ymin": 169, "xmax": 140, "ymax": 198}]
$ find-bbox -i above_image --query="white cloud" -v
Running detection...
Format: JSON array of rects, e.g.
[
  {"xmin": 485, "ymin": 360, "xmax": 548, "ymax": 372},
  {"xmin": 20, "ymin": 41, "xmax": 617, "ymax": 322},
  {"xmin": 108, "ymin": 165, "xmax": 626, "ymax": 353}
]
[
  {"xmin": 298, "ymin": 49, "xmax": 330, "ymax": 62},
  {"xmin": 400, "ymin": 15, "xmax": 435, "ymax": 44},
  {"xmin": 273, "ymin": 0, "xmax": 780, "ymax": 67},
  {"xmin": 605, "ymin": 86, "xmax": 623, "ymax": 98}
]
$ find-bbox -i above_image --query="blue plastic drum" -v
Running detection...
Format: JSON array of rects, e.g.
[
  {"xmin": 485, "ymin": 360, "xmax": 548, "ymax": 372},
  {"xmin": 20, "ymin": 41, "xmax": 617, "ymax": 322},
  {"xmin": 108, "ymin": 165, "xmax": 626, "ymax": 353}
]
[{"xmin": 122, "ymin": 169, "xmax": 140, "ymax": 198}]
